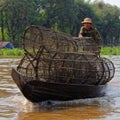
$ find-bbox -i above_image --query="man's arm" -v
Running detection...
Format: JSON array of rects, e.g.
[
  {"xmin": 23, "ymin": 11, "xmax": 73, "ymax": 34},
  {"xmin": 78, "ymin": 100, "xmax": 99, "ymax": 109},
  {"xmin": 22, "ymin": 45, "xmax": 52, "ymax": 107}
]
[{"xmin": 78, "ymin": 27, "xmax": 84, "ymax": 39}]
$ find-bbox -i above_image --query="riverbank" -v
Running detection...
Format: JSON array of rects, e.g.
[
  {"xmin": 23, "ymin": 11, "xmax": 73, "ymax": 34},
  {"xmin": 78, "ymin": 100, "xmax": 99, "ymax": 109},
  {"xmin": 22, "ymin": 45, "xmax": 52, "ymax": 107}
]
[
  {"xmin": 0, "ymin": 48, "xmax": 24, "ymax": 57},
  {"xmin": 101, "ymin": 46, "xmax": 120, "ymax": 55},
  {"xmin": 0, "ymin": 47, "xmax": 120, "ymax": 57}
]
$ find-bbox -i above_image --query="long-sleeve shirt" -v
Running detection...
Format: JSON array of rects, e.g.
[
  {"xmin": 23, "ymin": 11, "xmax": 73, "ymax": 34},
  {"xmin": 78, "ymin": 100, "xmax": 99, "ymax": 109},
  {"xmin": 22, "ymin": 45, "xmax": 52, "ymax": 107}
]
[{"xmin": 79, "ymin": 26, "xmax": 101, "ymax": 45}]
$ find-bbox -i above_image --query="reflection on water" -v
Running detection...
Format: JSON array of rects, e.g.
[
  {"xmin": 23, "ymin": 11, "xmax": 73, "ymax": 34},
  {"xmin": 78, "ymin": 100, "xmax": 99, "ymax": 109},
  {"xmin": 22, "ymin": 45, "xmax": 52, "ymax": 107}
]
[
  {"xmin": 18, "ymin": 106, "xmax": 110, "ymax": 120},
  {"xmin": 0, "ymin": 56, "xmax": 120, "ymax": 120}
]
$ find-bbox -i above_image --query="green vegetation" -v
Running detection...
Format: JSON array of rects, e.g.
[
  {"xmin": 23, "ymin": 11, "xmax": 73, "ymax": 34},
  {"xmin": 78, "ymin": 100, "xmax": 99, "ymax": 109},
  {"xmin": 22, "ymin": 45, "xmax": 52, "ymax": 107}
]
[
  {"xmin": 0, "ymin": 48, "xmax": 24, "ymax": 57},
  {"xmin": 101, "ymin": 46, "xmax": 120, "ymax": 55},
  {"xmin": 0, "ymin": 0, "xmax": 120, "ymax": 48},
  {"xmin": 0, "ymin": 47, "xmax": 120, "ymax": 57}
]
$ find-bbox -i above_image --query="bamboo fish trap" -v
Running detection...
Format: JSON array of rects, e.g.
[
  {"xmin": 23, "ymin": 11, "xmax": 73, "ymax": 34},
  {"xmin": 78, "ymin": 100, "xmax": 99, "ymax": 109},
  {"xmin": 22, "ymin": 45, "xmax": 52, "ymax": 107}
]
[{"xmin": 17, "ymin": 25, "xmax": 115, "ymax": 85}]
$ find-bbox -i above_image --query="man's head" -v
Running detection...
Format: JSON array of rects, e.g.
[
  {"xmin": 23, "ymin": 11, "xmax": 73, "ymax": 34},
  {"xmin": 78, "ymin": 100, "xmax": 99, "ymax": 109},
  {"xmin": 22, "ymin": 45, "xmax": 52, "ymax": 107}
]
[
  {"xmin": 81, "ymin": 18, "xmax": 92, "ymax": 24},
  {"xmin": 82, "ymin": 18, "xmax": 92, "ymax": 30}
]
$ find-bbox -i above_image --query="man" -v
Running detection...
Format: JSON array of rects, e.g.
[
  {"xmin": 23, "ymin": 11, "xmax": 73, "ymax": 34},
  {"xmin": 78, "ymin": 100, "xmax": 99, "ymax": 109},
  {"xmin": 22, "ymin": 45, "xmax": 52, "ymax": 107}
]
[{"xmin": 78, "ymin": 17, "xmax": 102, "ymax": 55}]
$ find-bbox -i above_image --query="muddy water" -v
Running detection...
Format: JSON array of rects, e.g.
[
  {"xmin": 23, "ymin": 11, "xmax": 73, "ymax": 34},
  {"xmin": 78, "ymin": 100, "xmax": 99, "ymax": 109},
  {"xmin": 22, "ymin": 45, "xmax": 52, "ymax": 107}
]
[{"xmin": 0, "ymin": 56, "xmax": 120, "ymax": 120}]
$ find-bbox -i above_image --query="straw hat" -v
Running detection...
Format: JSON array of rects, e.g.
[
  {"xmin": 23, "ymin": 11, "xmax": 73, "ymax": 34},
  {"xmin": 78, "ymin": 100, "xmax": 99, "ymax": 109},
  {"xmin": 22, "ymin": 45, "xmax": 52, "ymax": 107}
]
[{"xmin": 81, "ymin": 18, "xmax": 92, "ymax": 24}]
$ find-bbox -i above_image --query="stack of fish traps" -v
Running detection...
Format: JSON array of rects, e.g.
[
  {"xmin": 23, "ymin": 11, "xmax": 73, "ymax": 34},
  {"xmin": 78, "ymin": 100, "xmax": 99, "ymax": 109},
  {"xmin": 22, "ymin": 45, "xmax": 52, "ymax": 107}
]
[{"xmin": 17, "ymin": 25, "xmax": 115, "ymax": 85}]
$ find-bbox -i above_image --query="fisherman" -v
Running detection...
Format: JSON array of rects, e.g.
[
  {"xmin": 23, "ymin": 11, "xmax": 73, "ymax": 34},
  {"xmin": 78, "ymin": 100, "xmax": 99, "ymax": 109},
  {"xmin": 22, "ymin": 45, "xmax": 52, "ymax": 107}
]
[{"xmin": 78, "ymin": 17, "xmax": 102, "ymax": 55}]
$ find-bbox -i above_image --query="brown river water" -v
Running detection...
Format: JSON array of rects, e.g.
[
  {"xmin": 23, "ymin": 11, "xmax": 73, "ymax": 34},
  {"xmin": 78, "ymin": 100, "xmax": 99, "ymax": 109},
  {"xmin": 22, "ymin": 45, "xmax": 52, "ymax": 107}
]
[{"xmin": 0, "ymin": 56, "xmax": 120, "ymax": 120}]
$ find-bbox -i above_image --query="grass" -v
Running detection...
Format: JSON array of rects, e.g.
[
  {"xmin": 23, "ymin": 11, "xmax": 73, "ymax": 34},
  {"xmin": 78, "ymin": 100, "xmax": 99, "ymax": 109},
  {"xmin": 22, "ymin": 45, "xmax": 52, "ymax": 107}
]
[
  {"xmin": 101, "ymin": 46, "xmax": 120, "ymax": 55},
  {"xmin": 0, "ymin": 46, "xmax": 120, "ymax": 57},
  {"xmin": 0, "ymin": 48, "xmax": 24, "ymax": 57}
]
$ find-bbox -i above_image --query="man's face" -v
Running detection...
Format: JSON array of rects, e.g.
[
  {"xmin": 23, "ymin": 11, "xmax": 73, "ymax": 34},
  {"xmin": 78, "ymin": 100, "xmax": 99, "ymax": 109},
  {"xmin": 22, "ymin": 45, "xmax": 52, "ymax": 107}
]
[{"xmin": 84, "ymin": 23, "xmax": 92, "ymax": 30}]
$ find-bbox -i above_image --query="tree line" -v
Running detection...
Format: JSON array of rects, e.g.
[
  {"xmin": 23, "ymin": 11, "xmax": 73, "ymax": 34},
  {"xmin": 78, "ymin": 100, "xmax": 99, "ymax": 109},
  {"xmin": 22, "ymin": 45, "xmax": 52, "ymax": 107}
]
[{"xmin": 0, "ymin": 0, "xmax": 120, "ymax": 47}]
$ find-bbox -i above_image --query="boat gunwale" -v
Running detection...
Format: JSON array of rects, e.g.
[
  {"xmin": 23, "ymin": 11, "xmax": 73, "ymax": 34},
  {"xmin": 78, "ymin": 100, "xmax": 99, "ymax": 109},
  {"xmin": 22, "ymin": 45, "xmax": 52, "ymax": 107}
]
[{"xmin": 12, "ymin": 67, "xmax": 106, "ymax": 87}]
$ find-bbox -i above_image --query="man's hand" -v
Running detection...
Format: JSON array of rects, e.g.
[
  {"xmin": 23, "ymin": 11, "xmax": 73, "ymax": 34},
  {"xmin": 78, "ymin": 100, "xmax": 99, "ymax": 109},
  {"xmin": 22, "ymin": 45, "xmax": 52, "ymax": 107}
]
[{"xmin": 78, "ymin": 34, "xmax": 84, "ymax": 40}]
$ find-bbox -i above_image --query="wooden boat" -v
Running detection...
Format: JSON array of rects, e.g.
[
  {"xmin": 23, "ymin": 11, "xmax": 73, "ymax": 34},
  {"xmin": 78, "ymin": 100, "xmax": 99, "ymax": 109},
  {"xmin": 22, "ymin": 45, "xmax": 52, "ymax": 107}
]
[
  {"xmin": 11, "ymin": 25, "xmax": 115, "ymax": 103},
  {"xmin": 12, "ymin": 67, "xmax": 107, "ymax": 102}
]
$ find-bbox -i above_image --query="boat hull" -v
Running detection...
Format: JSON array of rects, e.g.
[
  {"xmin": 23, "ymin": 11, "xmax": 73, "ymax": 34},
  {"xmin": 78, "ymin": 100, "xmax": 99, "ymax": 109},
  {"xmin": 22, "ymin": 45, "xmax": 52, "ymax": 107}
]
[{"xmin": 11, "ymin": 68, "xmax": 106, "ymax": 103}]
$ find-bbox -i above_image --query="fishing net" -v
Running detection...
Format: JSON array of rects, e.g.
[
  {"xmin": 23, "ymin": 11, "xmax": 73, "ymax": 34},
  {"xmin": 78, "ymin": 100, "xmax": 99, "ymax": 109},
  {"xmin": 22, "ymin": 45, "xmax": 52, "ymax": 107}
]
[{"xmin": 17, "ymin": 25, "xmax": 115, "ymax": 85}]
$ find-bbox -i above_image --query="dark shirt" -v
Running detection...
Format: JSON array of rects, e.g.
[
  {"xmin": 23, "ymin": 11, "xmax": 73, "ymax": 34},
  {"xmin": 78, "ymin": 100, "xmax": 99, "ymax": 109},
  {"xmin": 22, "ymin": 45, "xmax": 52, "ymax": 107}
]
[{"xmin": 79, "ymin": 26, "xmax": 101, "ymax": 44}]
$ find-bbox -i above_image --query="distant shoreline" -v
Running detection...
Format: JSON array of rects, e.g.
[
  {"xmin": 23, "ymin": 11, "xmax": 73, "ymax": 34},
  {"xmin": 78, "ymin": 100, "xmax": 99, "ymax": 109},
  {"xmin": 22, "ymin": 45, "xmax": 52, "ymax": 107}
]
[{"xmin": 0, "ymin": 47, "xmax": 120, "ymax": 57}]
